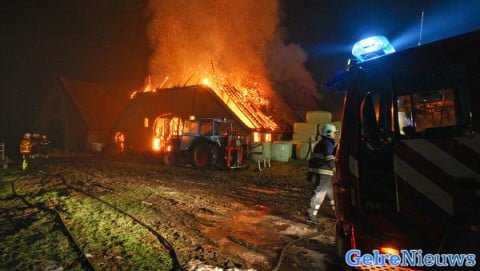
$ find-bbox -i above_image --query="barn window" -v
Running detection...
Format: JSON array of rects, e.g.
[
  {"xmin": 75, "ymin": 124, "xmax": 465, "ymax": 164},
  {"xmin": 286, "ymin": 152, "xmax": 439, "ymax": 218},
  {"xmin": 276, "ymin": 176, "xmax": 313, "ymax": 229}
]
[{"xmin": 144, "ymin": 118, "xmax": 149, "ymax": 128}]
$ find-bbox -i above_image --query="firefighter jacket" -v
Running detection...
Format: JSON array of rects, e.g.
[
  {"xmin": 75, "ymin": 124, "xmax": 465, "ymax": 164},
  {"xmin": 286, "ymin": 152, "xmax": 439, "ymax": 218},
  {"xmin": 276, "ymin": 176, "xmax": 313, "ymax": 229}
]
[
  {"xmin": 308, "ymin": 136, "xmax": 336, "ymax": 176},
  {"xmin": 20, "ymin": 139, "xmax": 32, "ymax": 155}
]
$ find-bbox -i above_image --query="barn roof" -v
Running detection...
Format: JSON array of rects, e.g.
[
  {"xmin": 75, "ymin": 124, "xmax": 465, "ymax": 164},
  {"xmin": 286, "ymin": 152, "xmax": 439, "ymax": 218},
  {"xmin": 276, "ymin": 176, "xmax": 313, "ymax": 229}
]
[{"xmin": 60, "ymin": 77, "xmax": 128, "ymax": 131}]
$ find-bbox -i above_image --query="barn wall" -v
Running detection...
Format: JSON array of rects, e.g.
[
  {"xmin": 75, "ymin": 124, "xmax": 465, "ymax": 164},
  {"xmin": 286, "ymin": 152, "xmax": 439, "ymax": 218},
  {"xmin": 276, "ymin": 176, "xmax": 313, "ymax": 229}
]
[{"xmin": 34, "ymin": 79, "xmax": 88, "ymax": 152}]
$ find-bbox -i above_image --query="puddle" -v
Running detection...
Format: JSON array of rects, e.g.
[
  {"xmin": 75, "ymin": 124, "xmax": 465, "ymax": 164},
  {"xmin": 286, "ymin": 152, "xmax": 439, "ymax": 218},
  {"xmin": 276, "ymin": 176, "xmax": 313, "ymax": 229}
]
[
  {"xmin": 197, "ymin": 202, "xmax": 284, "ymax": 267},
  {"xmin": 241, "ymin": 186, "xmax": 283, "ymax": 195}
]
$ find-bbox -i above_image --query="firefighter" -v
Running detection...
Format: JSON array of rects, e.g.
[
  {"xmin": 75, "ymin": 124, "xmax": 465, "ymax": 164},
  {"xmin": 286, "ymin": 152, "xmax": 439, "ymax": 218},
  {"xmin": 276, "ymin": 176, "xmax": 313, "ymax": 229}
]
[
  {"xmin": 40, "ymin": 134, "xmax": 50, "ymax": 158},
  {"xmin": 20, "ymin": 133, "xmax": 32, "ymax": 170},
  {"xmin": 20, "ymin": 133, "xmax": 32, "ymax": 156},
  {"xmin": 307, "ymin": 124, "xmax": 337, "ymax": 223}
]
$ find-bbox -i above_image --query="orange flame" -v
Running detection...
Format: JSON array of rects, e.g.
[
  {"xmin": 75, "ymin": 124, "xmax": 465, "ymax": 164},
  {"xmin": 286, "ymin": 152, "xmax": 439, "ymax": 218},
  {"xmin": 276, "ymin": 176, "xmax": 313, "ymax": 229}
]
[{"xmin": 130, "ymin": 72, "xmax": 279, "ymax": 131}]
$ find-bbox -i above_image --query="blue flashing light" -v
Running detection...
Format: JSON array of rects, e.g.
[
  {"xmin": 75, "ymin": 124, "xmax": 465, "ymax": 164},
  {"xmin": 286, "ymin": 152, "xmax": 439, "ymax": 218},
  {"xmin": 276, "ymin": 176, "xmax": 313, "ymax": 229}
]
[{"xmin": 352, "ymin": 35, "xmax": 396, "ymax": 62}]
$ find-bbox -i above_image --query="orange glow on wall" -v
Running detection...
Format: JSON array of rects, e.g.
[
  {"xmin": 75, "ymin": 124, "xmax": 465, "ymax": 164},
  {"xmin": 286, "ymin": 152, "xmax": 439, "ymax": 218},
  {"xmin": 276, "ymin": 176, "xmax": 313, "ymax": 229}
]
[{"xmin": 144, "ymin": 118, "xmax": 149, "ymax": 128}]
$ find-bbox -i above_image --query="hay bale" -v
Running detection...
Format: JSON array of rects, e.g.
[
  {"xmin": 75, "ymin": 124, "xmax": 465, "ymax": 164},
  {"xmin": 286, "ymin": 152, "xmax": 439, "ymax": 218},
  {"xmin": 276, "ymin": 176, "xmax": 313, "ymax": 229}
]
[
  {"xmin": 330, "ymin": 121, "xmax": 342, "ymax": 131},
  {"xmin": 306, "ymin": 111, "xmax": 332, "ymax": 124},
  {"xmin": 295, "ymin": 141, "xmax": 320, "ymax": 160},
  {"xmin": 292, "ymin": 133, "xmax": 317, "ymax": 142},
  {"xmin": 271, "ymin": 141, "xmax": 293, "ymax": 162},
  {"xmin": 293, "ymin": 122, "xmax": 318, "ymax": 135}
]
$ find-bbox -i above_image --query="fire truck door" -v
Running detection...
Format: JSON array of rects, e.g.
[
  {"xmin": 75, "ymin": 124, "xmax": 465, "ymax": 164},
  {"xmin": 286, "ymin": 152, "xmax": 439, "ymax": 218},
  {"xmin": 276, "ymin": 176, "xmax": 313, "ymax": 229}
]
[{"xmin": 358, "ymin": 93, "xmax": 396, "ymax": 213}]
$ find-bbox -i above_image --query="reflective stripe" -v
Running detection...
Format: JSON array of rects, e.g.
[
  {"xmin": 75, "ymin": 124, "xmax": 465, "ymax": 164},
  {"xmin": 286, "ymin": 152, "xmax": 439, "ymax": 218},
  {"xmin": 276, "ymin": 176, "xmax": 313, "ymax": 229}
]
[
  {"xmin": 325, "ymin": 155, "xmax": 335, "ymax": 161},
  {"xmin": 20, "ymin": 145, "xmax": 31, "ymax": 154},
  {"xmin": 394, "ymin": 155, "xmax": 454, "ymax": 215},
  {"xmin": 311, "ymin": 153, "xmax": 335, "ymax": 160},
  {"xmin": 403, "ymin": 139, "xmax": 478, "ymax": 180},
  {"xmin": 308, "ymin": 168, "xmax": 334, "ymax": 176}
]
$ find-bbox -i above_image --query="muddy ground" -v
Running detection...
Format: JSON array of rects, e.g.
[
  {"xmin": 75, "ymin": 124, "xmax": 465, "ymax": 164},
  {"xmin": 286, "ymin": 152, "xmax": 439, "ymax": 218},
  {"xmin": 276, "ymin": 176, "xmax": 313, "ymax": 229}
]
[{"xmin": 0, "ymin": 157, "xmax": 346, "ymax": 271}]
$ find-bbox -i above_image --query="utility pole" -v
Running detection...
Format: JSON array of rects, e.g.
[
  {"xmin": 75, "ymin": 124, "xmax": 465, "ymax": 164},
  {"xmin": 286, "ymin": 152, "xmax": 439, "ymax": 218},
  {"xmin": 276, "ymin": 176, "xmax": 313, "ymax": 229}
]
[{"xmin": 418, "ymin": 11, "xmax": 424, "ymax": 46}]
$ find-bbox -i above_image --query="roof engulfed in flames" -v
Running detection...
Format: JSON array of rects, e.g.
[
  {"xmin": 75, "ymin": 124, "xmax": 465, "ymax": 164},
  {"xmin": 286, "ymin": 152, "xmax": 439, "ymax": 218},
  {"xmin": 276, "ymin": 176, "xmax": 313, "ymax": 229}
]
[
  {"xmin": 130, "ymin": 74, "xmax": 279, "ymax": 131},
  {"xmin": 201, "ymin": 76, "xmax": 278, "ymax": 131}
]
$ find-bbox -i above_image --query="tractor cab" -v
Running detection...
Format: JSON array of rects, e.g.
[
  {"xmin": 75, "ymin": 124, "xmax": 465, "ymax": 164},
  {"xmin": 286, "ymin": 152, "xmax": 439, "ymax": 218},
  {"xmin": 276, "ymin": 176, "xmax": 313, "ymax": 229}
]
[{"xmin": 333, "ymin": 31, "xmax": 480, "ymax": 260}]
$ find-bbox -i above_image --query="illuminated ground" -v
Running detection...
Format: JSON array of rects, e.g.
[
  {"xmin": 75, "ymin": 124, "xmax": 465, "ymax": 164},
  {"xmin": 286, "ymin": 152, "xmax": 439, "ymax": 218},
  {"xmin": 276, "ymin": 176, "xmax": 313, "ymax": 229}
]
[{"xmin": 0, "ymin": 157, "xmax": 344, "ymax": 271}]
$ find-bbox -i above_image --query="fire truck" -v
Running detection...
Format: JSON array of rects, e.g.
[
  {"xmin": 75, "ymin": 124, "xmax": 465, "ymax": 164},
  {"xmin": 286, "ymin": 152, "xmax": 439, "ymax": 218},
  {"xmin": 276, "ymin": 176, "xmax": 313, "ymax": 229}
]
[{"xmin": 331, "ymin": 30, "xmax": 480, "ymax": 264}]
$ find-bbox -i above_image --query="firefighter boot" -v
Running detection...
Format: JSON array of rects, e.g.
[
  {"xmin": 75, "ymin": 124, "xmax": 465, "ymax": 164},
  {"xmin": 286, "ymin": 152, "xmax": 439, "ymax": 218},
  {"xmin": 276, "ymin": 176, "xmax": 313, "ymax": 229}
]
[
  {"xmin": 306, "ymin": 214, "xmax": 318, "ymax": 225},
  {"xmin": 306, "ymin": 204, "xmax": 321, "ymax": 224},
  {"xmin": 22, "ymin": 157, "xmax": 28, "ymax": 170}
]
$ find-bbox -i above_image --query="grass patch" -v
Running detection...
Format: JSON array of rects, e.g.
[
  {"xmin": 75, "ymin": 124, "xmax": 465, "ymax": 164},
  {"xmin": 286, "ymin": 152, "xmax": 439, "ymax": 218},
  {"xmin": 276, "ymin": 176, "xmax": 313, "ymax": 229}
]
[
  {"xmin": 0, "ymin": 181, "xmax": 13, "ymax": 199},
  {"xmin": 2, "ymin": 178, "xmax": 174, "ymax": 271},
  {"xmin": 0, "ymin": 212, "xmax": 84, "ymax": 271},
  {"xmin": 63, "ymin": 197, "xmax": 173, "ymax": 270}
]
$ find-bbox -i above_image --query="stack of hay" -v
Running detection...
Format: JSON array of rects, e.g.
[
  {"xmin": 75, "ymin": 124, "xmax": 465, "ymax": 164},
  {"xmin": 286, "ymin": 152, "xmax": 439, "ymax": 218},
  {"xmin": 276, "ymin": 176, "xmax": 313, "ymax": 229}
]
[
  {"xmin": 293, "ymin": 111, "xmax": 342, "ymax": 160},
  {"xmin": 269, "ymin": 111, "xmax": 342, "ymax": 162}
]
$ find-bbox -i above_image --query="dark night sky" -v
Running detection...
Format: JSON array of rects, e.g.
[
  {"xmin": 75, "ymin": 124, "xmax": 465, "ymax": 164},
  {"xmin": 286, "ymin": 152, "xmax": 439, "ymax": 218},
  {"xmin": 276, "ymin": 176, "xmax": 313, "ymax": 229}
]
[
  {"xmin": 282, "ymin": 0, "xmax": 480, "ymax": 84},
  {"xmin": 1, "ymin": 0, "xmax": 479, "ymax": 154}
]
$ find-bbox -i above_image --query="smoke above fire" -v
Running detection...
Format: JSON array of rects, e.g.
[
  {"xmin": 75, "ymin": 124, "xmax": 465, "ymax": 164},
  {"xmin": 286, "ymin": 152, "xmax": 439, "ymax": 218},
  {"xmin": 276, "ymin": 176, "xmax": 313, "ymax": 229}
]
[{"xmin": 147, "ymin": 0, "xmax": 318, "ymax": 110}]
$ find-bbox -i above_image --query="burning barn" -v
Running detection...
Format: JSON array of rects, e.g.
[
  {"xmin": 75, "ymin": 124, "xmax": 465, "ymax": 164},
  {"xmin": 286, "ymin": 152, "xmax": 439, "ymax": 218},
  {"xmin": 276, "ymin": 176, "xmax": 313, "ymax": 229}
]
[{"xmin": 113, "ymin": 82, "xmax": 298, "ymax": 153}]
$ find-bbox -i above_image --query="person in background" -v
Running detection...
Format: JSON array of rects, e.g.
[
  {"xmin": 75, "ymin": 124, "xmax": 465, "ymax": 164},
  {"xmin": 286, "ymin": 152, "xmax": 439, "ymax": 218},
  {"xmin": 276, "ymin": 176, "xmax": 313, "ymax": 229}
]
[
  {"xmin": 31, "ymin": 133, "xmax": 41, "ymax": 158},
  {"xmin": 40, "ymin": 134, "xmax": 50, "ymax": 158},
  {"xmin": 306, "ymin": 124, "xmax": 337, "ymax": 224}
]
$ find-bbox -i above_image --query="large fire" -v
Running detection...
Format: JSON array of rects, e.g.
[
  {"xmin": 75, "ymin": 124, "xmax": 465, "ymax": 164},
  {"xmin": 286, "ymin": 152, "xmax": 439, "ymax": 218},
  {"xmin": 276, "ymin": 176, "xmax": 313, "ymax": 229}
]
[
  {"xmin": 129, "ymin": 0, "xmax": 316, "ymax": 131},
  {"xmin": 130, "ymin": 72, "xmax": 279, "ymax": 131}
]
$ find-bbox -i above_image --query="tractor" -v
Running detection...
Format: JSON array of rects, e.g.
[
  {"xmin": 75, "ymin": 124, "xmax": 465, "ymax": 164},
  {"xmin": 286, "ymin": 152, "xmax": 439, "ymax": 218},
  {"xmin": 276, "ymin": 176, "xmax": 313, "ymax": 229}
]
[{"xmin": 163, "ymin": 118, "xmax": 246, "ymax": 169}]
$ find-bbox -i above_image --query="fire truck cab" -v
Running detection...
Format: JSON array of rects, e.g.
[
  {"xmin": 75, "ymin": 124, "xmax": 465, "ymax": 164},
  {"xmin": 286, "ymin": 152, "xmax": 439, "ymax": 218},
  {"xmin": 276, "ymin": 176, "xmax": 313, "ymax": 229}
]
[{"xmin": 333, "ymin": 31, "xmax": 480, "ymax": 259}]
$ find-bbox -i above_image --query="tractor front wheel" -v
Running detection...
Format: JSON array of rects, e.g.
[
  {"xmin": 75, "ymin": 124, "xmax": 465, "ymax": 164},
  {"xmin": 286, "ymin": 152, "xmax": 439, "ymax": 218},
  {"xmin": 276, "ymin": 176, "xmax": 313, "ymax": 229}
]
[
  {"xmin": 164, "ymin": 152, "xmax": 178, "ymax": 166},
  {"xmin": 192, "ymin": 142, "xmax": 218, "ymax": 168}
]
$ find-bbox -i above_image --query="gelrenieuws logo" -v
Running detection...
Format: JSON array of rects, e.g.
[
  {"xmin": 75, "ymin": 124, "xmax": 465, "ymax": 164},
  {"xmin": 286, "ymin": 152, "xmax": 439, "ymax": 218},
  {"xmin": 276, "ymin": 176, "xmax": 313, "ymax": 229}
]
[{"xmin": 346, "ymin": 249, "xmax": 477, "ymax": 268}]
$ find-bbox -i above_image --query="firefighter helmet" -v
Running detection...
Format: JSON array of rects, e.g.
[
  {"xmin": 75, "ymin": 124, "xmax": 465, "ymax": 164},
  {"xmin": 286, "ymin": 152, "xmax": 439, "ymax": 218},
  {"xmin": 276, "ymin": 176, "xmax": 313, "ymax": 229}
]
[
  {"xmin": 320, "ymin": 124, "xmax": 337, "ymax": 139},
  {"xmin": 24, "ymin": 133, "xmax": 32, "ymax": 139}
]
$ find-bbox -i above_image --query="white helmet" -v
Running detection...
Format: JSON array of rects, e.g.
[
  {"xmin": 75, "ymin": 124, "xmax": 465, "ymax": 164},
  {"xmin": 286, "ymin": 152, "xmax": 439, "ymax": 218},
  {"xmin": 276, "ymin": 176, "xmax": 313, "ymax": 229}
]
[{"xmin": 320, "ymin": 124, "xmax": 337, "ymax": 139}]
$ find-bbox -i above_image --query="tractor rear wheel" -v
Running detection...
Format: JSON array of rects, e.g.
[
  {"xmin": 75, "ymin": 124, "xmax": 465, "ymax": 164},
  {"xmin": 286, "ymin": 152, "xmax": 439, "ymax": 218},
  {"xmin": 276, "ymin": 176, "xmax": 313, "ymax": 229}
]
[{"xmin": 192, "ymin": 142, "xmax": 219, "ymax": 168}]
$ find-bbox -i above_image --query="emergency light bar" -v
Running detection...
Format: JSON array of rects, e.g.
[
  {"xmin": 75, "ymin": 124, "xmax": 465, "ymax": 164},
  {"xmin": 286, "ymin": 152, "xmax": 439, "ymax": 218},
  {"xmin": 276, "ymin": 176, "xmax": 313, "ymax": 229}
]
[{"xmin": 352, "ymin": 35, "xmax": 395, "ymax": 62}]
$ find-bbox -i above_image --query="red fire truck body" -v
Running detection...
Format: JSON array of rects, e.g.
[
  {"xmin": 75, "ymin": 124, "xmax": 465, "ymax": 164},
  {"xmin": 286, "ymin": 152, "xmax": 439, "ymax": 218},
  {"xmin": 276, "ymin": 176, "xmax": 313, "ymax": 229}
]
[{"xmin": 333, "ymin": 31, "xmax": 480, "ymax": 262}]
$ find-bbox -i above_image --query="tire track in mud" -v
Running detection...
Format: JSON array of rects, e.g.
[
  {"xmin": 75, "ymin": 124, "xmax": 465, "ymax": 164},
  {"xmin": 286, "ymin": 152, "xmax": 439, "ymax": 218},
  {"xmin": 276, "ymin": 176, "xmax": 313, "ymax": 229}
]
[
  {"xmin": 59, "ymin": 166, "xmax": 284, "ymax": 269},
  {"xmin": 62, "ymin": 169, "xmax": 249, "ymax": 269}
]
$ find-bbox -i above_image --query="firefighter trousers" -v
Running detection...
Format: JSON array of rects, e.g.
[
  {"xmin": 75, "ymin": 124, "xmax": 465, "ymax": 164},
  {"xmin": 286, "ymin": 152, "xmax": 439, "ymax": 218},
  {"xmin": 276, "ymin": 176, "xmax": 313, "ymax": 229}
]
[{"xmin": 308, "ymin": 174, "xmax": 334, "ymax": 218}]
